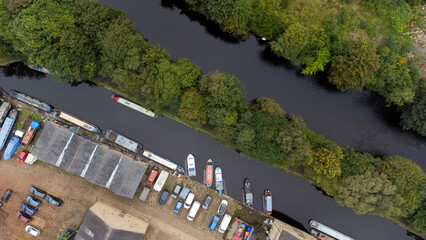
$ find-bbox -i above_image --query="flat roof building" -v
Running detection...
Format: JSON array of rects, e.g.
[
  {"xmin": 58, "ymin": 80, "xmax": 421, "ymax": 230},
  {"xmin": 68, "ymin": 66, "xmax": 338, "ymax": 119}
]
[{"xmin": 75, "ymin": 201, "xmax": 149, "ymax": 240}]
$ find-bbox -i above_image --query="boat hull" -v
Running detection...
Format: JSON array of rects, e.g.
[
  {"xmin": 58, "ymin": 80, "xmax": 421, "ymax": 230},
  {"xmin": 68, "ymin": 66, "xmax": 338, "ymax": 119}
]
[
  {"xmin": 0, "ymin": 110, "xmax": 18, "ymax": 150},
  {"xmin": 4, "ymin": 136, "xmax": 21, "ymax": 160},
  {"xmin": 111, "ymin": 95, "xmax": 157, "ymax": 118},
  {"xmin": 187, "ymin": 154, "xmax": 196, "ymax": 177},
  {"xmin": 215, "ymin": 167, "xmax": 223, "ymax": 195},
  {"xmin": 309, "ymin": 220, "xmax": 354, "ymax": 240},
  {"xmin": 205, "ymin": 160, "xmax": 213, "ymax": 187},
  {"xmin": 243, "ymin": 178, "xmax": 253, "ymax": 206}
]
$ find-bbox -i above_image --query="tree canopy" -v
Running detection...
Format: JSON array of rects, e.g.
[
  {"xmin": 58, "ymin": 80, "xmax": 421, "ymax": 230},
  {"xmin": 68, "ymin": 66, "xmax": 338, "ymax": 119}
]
[{"xmin": 199, "ymin": 71, "xmax": 245, "ymax": 127}]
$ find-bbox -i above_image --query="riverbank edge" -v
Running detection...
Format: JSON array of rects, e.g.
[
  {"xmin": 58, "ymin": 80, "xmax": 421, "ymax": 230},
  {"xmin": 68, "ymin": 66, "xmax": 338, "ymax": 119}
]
[{"xmin": 88, "ymin": 78, "xmax": 425, "ymax": 238}]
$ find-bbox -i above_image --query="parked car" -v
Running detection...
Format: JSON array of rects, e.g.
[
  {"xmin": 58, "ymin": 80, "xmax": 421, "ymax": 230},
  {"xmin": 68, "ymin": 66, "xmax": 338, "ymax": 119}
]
[
  {"xmin": 173, "ymin": 200, "xmax": 183, "ymax": 213},
  {"xmin": 202, "ymin": 195, "xmax": 212, "ymax": 210},
  {"xmin": 16, "ymin": 211, "xmax": 32, "ymax": 223},
  {"xmin": 0, "ymin": 189, "xmax": 13, "ymax": 206},
  {"xmin": 18, "ymin": 150, "xmax": 29, "ymax": 162},
  {"xmin": 209, "ymin": 215, "xmax": 220, "ymax": 230},
  {"xmin": 218, "ymin": 214, "xmax": 232, "ymax": 233},
  {"xmin": 158, "ymin": 190, "xmax": 169, "ymax": 206},
  {"xmin": 217, "ymin": 199, "xmax": 228, "ymax": 215},
  {"xmin": 171, "ymin": 184, "xmax": 182, "ymax": 198},
  {"xmin": 234, "ymin": 223, "xmax": 246, "ymax": 240},
  {"xmin": 45, "ymin": 194, "xmax": 63, "ymax": 207},
  {"xmin": 139, "ymin": 187, "xmax": 150, "ymax": 202},
  {"xmin": 25, "ymin": 225, "xmax": 41, "ymax": 236},
  {"xmin": 146, "ymin": 167, "xmax": 159, "ymax": 185},
  {"xmin": 178, "ymin": 187, "xmax": 190, "ymax": 199},
  {"xmin": 184, "ymin": 193, "xmax": 195, "ymax": 209},
  {"xmin": 20, "ymin": 203, "xmax": 37, "ymax": 216},
  {"xmin": 29, "ymin": 186, "xmax": 46, "ymax": 198},
  {"xmin": 186, "ymin": 201, "xmax": 201, "ymax": 221},
  {"xmin": 25, "ymin": 195, "xmax": 41, "ymax": 207}
]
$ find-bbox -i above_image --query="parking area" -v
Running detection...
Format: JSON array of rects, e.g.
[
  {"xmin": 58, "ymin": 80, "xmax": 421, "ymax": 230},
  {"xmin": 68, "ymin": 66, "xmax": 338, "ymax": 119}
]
[
  {"xmin": 0, "ymin": 159, "xmax": 220, "ymax": 240},
  {"xmin": 140, "ymin": 165, "xmax": 261, "ymax": 239}
]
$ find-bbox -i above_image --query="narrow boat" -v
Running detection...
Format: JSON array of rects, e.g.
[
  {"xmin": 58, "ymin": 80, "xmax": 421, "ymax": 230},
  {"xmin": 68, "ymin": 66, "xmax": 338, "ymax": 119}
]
[
  {"xmin": 9, "ymin": 90, "xmax": 53, "ymax": 112},
  {"xmin": 105, "ymin": 129, "xmax": 143, "ymax": 154},
  {"xmin": 243, "ymin": 178, "xmax": 253, "ymax": 206},
  {"xmin": 0, "ymin": 102, "xmax": 11, "ymax": 126},
  {"xmin": 22, "ymin": 121, "xmax": 41, "ymax": 147},
  {"xmin": 0, "ymin": 109, "xmax": 18, "ymax": 150},
  {"xmin": 142, "ymin": 150, "xmax": 185, "ymax": 174},
  {"xmin": 111, "ymin": 95, "xmax": 158, "ymax": 118},
  {"xmin": 215, "ymin": 167, "xmax": 223, "ymax": 196},
  {"xmin": 3, "ymin": 136, "xmax": 21, "ymax": 160},
  {"xmin": 264, "ymin": 189, "xmax": 272, "ymax": 215},
  {"xmin": 56, "ymin": 111, "xmax": 100, "ymax": 133},
  {"xmin": 309, "ymin": 220, "xmax": 354, "ymax": 240},
  {"xmin": 205, "ymin": 159, "xmax": 213, "ymax": 187},
  {"xmin": 187, "ymin": 154, "xmax": 196, "ymax": 177}
]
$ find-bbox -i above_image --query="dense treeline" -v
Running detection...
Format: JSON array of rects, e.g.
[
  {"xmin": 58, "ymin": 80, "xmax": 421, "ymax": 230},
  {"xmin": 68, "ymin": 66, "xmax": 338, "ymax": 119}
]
[
  {"xmin": 183, "ymin": 0, "xmax": 425, "ymax": 136},
  {"xmin": 0, "ymin": 0, "xmax": 424, "ymax": 235}
]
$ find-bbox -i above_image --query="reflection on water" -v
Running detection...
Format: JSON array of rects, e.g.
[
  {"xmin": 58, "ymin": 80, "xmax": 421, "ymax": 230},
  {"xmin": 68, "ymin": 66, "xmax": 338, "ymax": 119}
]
[{"xmin": 1, "ymin": 62, "xmax": 45, "ymax": 80}]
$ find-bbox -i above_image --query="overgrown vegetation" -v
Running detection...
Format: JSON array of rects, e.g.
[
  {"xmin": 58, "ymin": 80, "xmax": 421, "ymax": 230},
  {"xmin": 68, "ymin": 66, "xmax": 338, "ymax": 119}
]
[
  {"xmin": 0, "ymin": 0, "xmax": 424, "ymax": 236},
  {"xmin": 182, "ymin": 0, "xmax": 425, "ymax": 136}
]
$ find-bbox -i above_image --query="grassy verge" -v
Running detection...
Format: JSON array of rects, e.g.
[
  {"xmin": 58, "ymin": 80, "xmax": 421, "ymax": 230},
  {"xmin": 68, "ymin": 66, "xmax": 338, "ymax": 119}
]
[{"xmin": 15, "ymin": 108, "xmax": 42, "ymax": 130}]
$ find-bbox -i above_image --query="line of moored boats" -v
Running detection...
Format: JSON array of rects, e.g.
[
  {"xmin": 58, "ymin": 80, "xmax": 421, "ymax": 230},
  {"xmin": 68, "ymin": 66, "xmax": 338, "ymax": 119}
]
[{"xmin": 4, "ymin": 89, "xmax": 355, "ymax": 239}]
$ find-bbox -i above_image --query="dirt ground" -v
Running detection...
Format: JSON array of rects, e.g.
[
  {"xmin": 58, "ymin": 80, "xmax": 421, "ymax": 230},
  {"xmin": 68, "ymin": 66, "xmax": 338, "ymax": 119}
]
[{"xmin": 0, "ymin": 159, "xmax": 223, "ymax": 240}]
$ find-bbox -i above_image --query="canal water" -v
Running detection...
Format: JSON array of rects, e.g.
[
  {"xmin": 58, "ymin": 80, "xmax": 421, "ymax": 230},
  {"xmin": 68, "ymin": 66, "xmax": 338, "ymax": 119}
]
[{"xmin": 1, "ymin": 0, "xmax": 424, "ymax": 239}]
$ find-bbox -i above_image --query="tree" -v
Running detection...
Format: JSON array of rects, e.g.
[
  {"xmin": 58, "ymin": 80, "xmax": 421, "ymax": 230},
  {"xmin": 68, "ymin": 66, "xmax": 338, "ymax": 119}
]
[
  {"xmin": 199, "ymin": 71, "xmax": 245, "ymax": 127},
  {"xmin": 3, "ymin": 0, "xmax": 33, "ymax": 16},
  {"xmin": 329, "ymin": 43, "xmax": 381, "ymax": 91},
  {"xmin": 235, "ymin": 98, "xmax": 310, "ymax": 166},
  {"xmin": 44, "ymin": 28, "xmax": 98, "ymax": 81},
  {"xmin": 178, "ymin": 87, "xmax": 207, "ymax": 126},
  {"xmin": 10, "ymin": 0, "xmax": 76, "ymax": 69},
  {"xmin": 304, "ymin": 147, "xmax": 343, "ymax": 183},
  {"xmin": 99, "ymin": 16, "xmax": 149, "ymax": 85},
  {"xmin": 379, "ymin": 156, "xmax": 426, "ymax": 215},
  {"xmin": 400, "ymin": 90, "xmax": 426, "ymax": 136},
  {"xmin": 336, "ymin": 171, "xmax": 403, "ymax": 216},
  {"xmin": 213, "ymin": 125, "xmax": 238, "ymax": 146},
  {"xmin": 408, "ymin": 200, "xmax": 426, "ymax": 231},
  {"xmin": 276, "ymin": 124, "xmax": 310, "ymax": 166},
  {"xmin": 341, "ymin": 147, "xmax": 378, "ymax": 177},
  {"xmin": 270, "ymin": 23, "xmax": 309, "ymax": 61},
  {"xmin": 172, "ymin": 58, "xmax": 202, "ymax": 88}
]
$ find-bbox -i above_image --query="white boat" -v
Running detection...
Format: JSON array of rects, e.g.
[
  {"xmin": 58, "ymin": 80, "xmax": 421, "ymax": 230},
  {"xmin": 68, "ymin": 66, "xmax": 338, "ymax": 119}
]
[
  {"xmin": 309, "ymin": 220, "xmax": 355, "ymax": 240},
  {"xmin": 111, "ymin": 95, "xmax": 157, "ymax": 118},
  {"xmin": 187, "ymin": 154, "xmax": 196, "ymax": 177},
  {"xmin": 215, "ymin": 167, "xmax": 223, "ymax": 196}
]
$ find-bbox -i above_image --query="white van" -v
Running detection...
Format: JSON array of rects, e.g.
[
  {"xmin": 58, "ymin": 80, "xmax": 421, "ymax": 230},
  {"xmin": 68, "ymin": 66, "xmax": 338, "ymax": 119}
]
[
  {"xmin": 218, "ymin": 214, "xmax": 232, "ymax": 233},
  {"xmin": 184, "ymin": 193, "xmax": 195, "ymax": 209},
  {"xmin": 153, "ymin": 170, "xmax": 169, "ymax": 192},
  {"xmin": 186, "ymin": 201, "xmax": 200, "ymax": 221}
]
